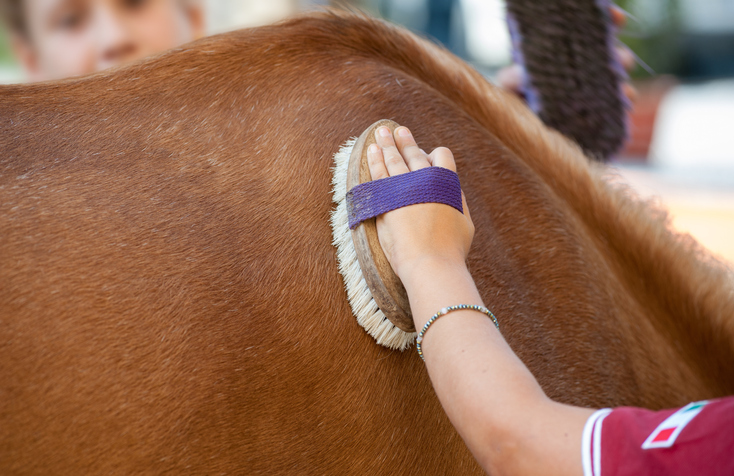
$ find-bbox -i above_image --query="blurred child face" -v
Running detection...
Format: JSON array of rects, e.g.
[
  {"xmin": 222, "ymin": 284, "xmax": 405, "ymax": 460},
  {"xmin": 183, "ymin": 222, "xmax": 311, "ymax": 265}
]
[{"xmin": 14, "ymin": 0, "xmax": 204, "ymax": 81}]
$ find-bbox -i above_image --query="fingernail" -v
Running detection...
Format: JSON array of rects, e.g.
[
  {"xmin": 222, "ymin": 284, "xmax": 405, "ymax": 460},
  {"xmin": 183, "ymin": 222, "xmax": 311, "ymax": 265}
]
[
  {"xmin": 397, "ymin": 127, "xmax": 411, "ymax": 137},
  {"xmin": 368, "ymin": 144, "xmax": 379, "ymax": 154},
  {"xmin": 378, "ymin": 127, "xmax": 391, "ymax": 137}
]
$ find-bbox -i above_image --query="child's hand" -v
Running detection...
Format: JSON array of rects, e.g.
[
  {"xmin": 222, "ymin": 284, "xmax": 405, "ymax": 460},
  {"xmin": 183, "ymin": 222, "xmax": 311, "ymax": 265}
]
[{"xmin": 366, "ymin": 126, "xmax": 475, "ymax": 282}]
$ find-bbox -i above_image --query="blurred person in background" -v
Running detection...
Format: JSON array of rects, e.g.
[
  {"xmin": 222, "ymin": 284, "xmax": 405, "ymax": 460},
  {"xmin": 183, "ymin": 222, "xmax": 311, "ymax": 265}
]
[{"xmin": 0, "ymin": 0, "xmax": 204, "ymax": 82}]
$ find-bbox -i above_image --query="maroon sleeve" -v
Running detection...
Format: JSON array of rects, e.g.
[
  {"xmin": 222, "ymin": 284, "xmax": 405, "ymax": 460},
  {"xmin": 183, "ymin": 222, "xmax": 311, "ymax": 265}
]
[{"xmin": 587, "ymin": 396, "xmax": 734, "ymax": 476}]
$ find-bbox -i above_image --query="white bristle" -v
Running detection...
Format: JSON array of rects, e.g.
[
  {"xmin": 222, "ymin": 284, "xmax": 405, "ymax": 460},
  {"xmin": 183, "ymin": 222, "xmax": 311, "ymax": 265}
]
[{"xmin": 330, "ymin": 138, "xmax": 416, "ymax": 351}]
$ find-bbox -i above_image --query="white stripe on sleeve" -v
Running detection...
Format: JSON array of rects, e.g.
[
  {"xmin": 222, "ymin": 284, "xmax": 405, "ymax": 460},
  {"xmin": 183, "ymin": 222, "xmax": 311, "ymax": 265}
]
[
  {"xmin": 582, "ymin": 409, "xmax": 612, "ymax": 476},
  {"xmin": 593, "ymin": 410, "xmax": 611, "ymax": 476}
]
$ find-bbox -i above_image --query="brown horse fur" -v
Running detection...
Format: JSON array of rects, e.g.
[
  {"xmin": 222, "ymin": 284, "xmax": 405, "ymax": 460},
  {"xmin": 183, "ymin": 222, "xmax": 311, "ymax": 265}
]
[{"xmin": 1, "ymin": 10, "xmax": 733, "ymax": 475}]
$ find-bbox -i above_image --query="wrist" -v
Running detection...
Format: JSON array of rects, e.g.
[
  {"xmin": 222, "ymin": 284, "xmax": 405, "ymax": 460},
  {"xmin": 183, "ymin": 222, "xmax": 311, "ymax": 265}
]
[
  {"xmin": 396, "ymin": 257, "xmax": 482, "ymax": 330},
  {"xmin": 396, "ymin": 255, "xmax": 470, "ymax": 290}
]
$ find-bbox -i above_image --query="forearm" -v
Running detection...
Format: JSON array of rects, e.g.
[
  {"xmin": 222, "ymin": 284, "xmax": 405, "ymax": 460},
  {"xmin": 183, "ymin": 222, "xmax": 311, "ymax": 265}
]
[
  {"xmin": 401, "ymin": 258, "xmax": 592, "ymax": 476},
  {"xmin": 364, "ymin": 124, "xmax": 592, "ymax": 475}
]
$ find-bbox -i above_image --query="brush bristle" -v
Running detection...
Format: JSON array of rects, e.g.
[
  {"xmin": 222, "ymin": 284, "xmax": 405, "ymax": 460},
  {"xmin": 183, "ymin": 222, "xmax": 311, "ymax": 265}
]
[
  {"xmin": 330, "ymin": 138, "xmax": 416, "ymax": 351},
  {"xmin": 506, "ymin": 0, "xmax": 629, "ymax": 161}
]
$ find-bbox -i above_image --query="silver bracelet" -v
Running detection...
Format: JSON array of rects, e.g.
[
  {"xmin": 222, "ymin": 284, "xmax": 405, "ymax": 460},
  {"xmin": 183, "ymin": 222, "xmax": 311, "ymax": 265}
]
[{"xmin": 416, "ymin": 304, "xmax": 499, "ymax": 361}]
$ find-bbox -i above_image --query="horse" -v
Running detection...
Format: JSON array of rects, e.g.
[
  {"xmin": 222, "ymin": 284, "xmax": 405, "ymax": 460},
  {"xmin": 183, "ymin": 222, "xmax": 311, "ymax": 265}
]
[{"xmin": 1, "ymin": 10, "xmax": 732, "ymax": 475}]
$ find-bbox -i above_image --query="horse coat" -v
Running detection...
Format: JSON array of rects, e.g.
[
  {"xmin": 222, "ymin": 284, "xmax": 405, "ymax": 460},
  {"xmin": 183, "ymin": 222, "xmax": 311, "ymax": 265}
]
[{"xmin": 1, "ymin": 11, "xmax": 733, "ymax": 475}]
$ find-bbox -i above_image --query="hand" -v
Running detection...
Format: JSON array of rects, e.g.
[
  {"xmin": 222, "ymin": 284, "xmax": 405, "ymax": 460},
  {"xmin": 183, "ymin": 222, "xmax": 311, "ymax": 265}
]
[{"xmin": 366, "ymin": 126, "xmax": 475, "ymax": 282}]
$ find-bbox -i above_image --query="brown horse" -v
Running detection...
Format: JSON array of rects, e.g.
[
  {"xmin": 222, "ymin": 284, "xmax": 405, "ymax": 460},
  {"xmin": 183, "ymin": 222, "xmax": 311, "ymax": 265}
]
[{"xmin": 1, "ymin": 11, "xmax": 732, "ymax": 475}]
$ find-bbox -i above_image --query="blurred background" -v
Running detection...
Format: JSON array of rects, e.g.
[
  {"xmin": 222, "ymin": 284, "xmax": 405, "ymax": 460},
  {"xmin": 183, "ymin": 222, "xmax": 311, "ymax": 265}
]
[{"xmin": 1, "ymin": 0, "xmax": 733, "ymax": 264}]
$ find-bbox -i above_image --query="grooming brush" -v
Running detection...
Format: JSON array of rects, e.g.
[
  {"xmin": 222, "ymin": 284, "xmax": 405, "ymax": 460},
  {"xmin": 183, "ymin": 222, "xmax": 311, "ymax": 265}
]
[
  {"xmin": 331, "ymin": 120, "xmax": 416, "ymax": 351},
  {"xmin": 332, "ymin": 119, "xmax": 466, "ymax": 350},
  {"xmin": 505, "ymin": 0, "xmax": 628, "ymax": 160}
]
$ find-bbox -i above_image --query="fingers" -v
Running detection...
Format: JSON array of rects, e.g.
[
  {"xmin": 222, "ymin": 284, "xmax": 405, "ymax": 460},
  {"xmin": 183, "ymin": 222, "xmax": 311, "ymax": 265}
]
[
  {"xmin": 611, "ymin": 5, "xmax": 639, "ymax": 105},
  {"xmin": 367, "ymin": 143, "xmax": 390, "ymax": 180},
  {"xmin": 368, "ymin": 126, "xmax": 457, "ymax": 182},
  {"xmin": 616, "ymin": 45, "xmax": 638, "ymax": 104},
  {"xmin": 610, "ymin": 5, "xmax": 637, "ymax": 75},
  {"xmin": 610, "ymin": 5, "xmax": 627, "ymax": 29},
  {"xmin": 617, "ymin": 45, "xmax": 636, "ymax": 72},
  {"xmin": 496, "ymin": 64, "xmax": 523, "ymax": 96},
  {"xmin": 622, "ymin": 82, "xmax": 638, "ymax": 104},
  {"xmin": 421, "ymin": 149, "xmax": 432, "ymax": 165},
  {"xmin": 375, "ymin": 126, "xmax": 410, "ymax": 176},
  {"xmin": 461, "ymin": 191, "xmax": 472, "ymax": 223},
  {"xmin": 394, "ymin": 127, "xmax": 431, "ymax": 171},
  {"xmin": 429, "ymin": 147, "xmax": 456, "ymax": 172}
]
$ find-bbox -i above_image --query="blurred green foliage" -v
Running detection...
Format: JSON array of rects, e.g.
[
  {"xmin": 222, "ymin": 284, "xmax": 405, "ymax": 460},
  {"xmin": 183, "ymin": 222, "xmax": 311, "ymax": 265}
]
[
  {"xmin": 614, "ymin": 0, "xmax": 682, "ymax": 78},
  {"xmin": 0, "ymin": 24, "xmax": 15, "ymax": 64}
]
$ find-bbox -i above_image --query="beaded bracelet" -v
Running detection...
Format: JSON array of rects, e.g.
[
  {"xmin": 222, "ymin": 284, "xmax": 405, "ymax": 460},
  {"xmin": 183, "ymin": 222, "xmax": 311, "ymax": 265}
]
[{"xmin": 416, "ymin": 304, "xmax": 499, "ymax": 361}]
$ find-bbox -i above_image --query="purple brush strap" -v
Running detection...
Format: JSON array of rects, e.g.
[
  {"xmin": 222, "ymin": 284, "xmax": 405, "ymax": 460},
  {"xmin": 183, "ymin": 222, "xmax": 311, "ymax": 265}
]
[{"xmin": 347, "ymin": 167, "xmax": 463, "ymax": 230}]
